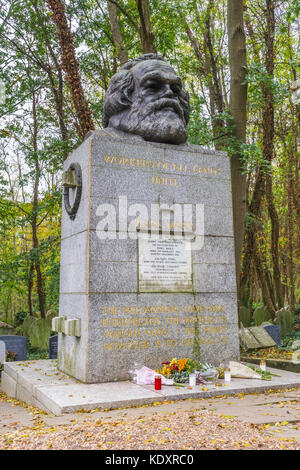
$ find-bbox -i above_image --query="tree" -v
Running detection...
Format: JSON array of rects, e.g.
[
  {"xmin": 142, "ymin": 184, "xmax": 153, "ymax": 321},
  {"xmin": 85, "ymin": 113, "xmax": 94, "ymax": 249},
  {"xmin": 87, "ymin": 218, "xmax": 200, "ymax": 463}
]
[
  {"xmin": 46, "ymin": 0, "xmax": 95, "ymax": 139},
  {"xmin": 227, "ymin": 0, "xmax": 248, "ymax": 297}
]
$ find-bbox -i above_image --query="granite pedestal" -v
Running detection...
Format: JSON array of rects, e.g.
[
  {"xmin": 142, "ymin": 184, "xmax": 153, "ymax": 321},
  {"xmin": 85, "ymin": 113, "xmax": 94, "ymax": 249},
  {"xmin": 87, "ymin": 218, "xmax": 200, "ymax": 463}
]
[{"xmin": 56, "ymin": 129, "xmax": 239, "ymax": 383}]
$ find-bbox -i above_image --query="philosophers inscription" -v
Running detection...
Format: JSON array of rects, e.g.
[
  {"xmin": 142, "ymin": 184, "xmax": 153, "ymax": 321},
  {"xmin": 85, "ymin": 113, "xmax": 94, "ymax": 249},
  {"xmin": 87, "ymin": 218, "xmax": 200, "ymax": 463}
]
[{"xmin": 138, "ymin": 237, "xmax": 193, "ymax": 292}]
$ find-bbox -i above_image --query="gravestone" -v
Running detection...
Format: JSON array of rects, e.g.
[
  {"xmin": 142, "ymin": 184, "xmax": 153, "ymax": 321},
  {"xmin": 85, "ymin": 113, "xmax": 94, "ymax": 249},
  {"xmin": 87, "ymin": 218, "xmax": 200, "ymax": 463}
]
[
  {"xmin": 253, "ymin": 306, "xmax": 271, "ymax": 326},
  {"xmin": 239, "ymin": 326, "xmax": 275, "ymax": 351},
  {"xmin": 239, "ymin": 327, "xmax": 261, "ymax": 351},
  {"xmin": 0, "ymin": 340, "xmax": 5, "ymax": 364},
  {"xmin": 49, "ymin": 335, "xmax": 58, "ymax": 359},
  {"xmin": 239, "ymin": 306, "xmax": 251, "ymax": 328},
  {"xmin": 250, "ymin": 326, "xmax": 276, "ymax": 347},
  {"xmin": 262, "ymin": 323, "xmax": 281, "ymax": 347},
  {"xmin": 275, "ymin": 308, "xmax": 294, "ymax": 337},
  {"xmin": 53, "ymin": 54, "xmax": 239, "ymax": 383},
  {"xmin": 0, "ymin": 335, "xmax": 27, "ymax": 361}
]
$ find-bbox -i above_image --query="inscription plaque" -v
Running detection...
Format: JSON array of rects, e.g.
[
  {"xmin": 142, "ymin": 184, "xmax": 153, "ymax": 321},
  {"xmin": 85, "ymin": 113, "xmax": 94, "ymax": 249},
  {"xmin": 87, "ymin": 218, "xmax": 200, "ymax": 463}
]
[{"xmin": 138, "ymin": 237, "xmax": 193, "ymax": 292}]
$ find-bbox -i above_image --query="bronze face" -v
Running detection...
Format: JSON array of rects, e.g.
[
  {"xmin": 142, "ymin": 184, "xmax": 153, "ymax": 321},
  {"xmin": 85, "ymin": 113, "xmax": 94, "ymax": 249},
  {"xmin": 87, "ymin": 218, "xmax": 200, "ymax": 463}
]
[{"xmin": 103, "ymin": 55, "xmax": 190, "ymax": 145}]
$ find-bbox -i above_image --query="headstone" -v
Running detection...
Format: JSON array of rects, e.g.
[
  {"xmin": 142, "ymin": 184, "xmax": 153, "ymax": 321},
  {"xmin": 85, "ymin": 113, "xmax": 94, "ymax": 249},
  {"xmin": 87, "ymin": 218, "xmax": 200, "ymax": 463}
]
[
  {"xmin": 239, "ymin": 326, "xmax": 275, "ymax": 351},
  {"xmin": 49, "ymin": 335, "xmax": 58, "ymax": 359},
  {"xmin": 239, "ymin": 328, "xmax": 261, "ymax": 351},
  {"xmin": 239, "ymin": 306, "xmax": 251, "ymax": 328},
  {"xmin": 250, "ymin": 326, "xmax": 276, "ymax": 348},
  {"xmin": 275, "ymin": 308, "xmax": 294, "ymax": 337},
  {"xmin": 263, "ymin": 324, "xmax": 281, "ymax": 346},
  {"xmin": 0, "ymin": 335, "xmax": 27, "ymax": 361},
  {"xmin": 253, "ymin": 306, "xmax": 271, "ymax": 326},
  {"xmin": 55, "ymin": 55, "xmax": 239, "ymax": 383},
  {"xmin": 0, "ymin": 340, "xmax": 6, "ymax": 364}
]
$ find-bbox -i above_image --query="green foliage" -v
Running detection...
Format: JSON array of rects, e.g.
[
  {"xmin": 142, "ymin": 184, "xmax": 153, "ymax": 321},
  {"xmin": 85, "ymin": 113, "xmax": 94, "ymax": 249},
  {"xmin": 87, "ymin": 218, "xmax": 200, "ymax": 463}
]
[
  {"xmin": 171, "ymin": 370, "xmax": 189, "ymax": 384},
  {"xmin": 27, "ymin": 344, "xmax": 49, "ymax": 360},
  {"xmin": 292, "ymin": 305, "xmax": 300, "ymax": 316},
  {"xmin": 279, "ymin": 331, "xmax": 300, "ymax": 350},
  {"xmin": 15, "ymin": 311, "xmax": 28, "ymax": 326}
]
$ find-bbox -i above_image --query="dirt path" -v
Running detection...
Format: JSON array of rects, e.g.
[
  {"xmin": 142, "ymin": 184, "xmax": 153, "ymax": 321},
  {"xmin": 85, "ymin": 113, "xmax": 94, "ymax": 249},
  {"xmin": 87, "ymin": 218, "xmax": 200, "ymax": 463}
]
[{"xmin": 1, "ymin": 388, "xmax": 300, "ymax": 450}]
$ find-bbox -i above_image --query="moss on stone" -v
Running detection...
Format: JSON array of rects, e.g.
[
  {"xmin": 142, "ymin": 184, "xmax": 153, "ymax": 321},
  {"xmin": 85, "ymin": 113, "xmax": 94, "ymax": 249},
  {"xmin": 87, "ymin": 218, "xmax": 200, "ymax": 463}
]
[{"xmin": 253, "ymin": 306, "xmax": 271, "ymax": 326}]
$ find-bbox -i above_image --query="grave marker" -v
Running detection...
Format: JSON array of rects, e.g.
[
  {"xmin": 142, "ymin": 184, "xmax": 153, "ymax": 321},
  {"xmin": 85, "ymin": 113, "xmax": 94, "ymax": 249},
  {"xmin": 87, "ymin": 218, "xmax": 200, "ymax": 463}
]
[
  {"xmin": 49, "ymin": 335, "xmax": 58, "ymax": 359},
  {"xmin": 0, "ymin": 335, "xmax": 27, "ymax": 361}
]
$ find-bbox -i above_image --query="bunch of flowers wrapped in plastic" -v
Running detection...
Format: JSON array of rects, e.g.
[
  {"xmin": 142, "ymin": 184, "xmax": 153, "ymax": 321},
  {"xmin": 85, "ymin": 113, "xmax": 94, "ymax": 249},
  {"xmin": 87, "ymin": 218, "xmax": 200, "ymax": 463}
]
[
  {"xmin": 129, "ymin": 358, "xmax": 219, "ymax": 387},
  {"xmin": 156, "ymin": 358, "xmax": 219, "ymax": 384}
]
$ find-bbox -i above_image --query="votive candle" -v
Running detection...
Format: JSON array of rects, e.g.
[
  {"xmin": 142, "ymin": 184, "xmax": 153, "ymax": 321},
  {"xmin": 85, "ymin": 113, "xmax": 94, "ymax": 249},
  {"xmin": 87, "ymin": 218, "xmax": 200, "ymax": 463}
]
[
  {"xmin": 260, "ymin": 360, "xmax": 266, "ymax": 372},
  {"xmin": 154, "ymin": 375, "xmax": 162, "ymax": 390},
  {"xmin": 224, "ymin": 368, "xmax": 231, "ymax": 383},
  {"xmin": 189, "ymin": 373, "xmax": 196, "ymax": 387}
]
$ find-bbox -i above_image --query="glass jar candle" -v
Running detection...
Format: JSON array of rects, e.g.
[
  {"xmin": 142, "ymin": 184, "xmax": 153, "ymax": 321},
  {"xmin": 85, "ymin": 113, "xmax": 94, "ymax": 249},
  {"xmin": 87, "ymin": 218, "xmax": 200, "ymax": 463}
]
[
  {"xmin": 260, "ymin": 360, "xmax": 266, "ymax": 372},
  {"xmin": 224, "ymin": 368, "xmax": 231, "ymax": 383},
  {"xmin": 189, "ymin": 373, "xmax": 196, "ymax": 387},
  {"xmin": 154, "ymin": 375, "xmax": 162, "ymax": 390}
]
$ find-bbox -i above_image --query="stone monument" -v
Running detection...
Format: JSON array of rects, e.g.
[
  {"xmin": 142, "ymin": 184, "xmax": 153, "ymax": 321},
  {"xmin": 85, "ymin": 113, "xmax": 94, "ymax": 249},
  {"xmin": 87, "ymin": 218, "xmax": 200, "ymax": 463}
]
[{"xmin": 53, "ymin": 54, "xmax": 239, "ymax": 383}]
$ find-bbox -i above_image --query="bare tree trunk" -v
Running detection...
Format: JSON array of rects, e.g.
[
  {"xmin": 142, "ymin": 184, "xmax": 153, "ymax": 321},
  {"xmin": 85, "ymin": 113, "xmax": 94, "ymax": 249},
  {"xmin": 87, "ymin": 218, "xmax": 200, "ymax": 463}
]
[
  {"xmin": 205, "ymin": 0, "xmax": 225, "ymax": 143},
  {"xmin": 180, "ymin": 6, "xmax": 225, "ymax": 145},
  {"xmin": 255, "ymin": 247, "xmax": 276, "ymax": 319},
  {"xmin": 31, "ymin": 91, "xmax": 46, "ymax": 319},
  {"xmin": 107, "ymin": 1, "xmax": 128, "ymax": 64},
  {"xmin": 227, "ymin": 0, "xmax": 248, "ymax": 298},
  {"xmin": 287, "ymin": 172, "xmax": 296, "ymax": 309},
  {"xmin": 239, "ymin": 170, "xmax": 266, "ymax": 303},
  {"xmin": 262, "ymin": 0, "xmax": 283, "ymax": 308},
  {"xmin": 27, "ymin": 262, "xmax": 34, "ymax": 316},
  {"xmin": 31, "ymin": 1, "xmax": 69, "ymax": 158},
  {"xmin": 46, "ymin": 0, "xmax": 94, "ymax": 139},
  {"xmin": 266, "ymin": 176, "xmax": 283, "ymax": 307},
  {"xmin": 136, "ymin": 0, "xmax": 156, "ymax": 53},
  {"xmin": 44, "ymin": 39, "xmax": 69, "ymax": 157}
]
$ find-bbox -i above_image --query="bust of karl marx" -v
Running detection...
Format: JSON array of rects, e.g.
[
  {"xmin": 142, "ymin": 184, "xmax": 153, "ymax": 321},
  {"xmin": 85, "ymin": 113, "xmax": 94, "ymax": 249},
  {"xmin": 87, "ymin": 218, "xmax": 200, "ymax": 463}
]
[{"xmin": 102, "ymin": 54, "xmax": 190, "ymax": 145}]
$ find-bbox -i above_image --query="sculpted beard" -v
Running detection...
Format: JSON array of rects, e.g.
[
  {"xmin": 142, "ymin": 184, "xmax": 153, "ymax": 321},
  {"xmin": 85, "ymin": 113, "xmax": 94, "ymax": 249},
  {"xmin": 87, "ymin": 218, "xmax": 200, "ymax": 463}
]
[{"xmin": 118, "ymin": 97, "xmax": 188, "ymax": 145}]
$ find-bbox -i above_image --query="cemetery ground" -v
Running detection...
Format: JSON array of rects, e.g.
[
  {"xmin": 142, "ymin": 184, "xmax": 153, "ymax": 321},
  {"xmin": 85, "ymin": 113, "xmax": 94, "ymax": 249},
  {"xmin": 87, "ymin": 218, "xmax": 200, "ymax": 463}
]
[{"xmin": 1, "ymin": 383, "xmax": 300, "ymax": 450}]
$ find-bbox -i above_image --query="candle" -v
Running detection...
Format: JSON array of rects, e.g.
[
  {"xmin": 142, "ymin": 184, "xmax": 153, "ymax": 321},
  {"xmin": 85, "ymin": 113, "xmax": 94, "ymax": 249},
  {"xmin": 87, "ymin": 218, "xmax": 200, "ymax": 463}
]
[
  {"xmin": 224, "ymin": 368, "xmax": 231, "ymax": 383},
  {"xmin": 260, "ymin": 360, "xmax": 266, "ymax": 372},
  {"xmin": 154, "ymin": 375, "xmax": 162, "ymax": 390},
  {"xmin": 189, "ymin": 373, "xmax": 196, "ymax": 387}
]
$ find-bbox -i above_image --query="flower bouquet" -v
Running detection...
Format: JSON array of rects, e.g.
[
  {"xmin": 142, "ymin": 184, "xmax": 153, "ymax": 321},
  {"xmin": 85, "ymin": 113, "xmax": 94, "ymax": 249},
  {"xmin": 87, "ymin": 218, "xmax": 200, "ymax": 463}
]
[{"xmin": 156, "ymin": 358, "xmax": 219, "ymax": 385}]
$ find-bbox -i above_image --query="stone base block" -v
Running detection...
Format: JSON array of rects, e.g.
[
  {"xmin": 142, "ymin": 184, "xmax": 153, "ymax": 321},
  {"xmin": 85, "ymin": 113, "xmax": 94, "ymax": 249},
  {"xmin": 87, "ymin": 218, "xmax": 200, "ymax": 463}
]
[{"xmin": 2, "ymin": 359, "xmax": 300, "ymax": 416}]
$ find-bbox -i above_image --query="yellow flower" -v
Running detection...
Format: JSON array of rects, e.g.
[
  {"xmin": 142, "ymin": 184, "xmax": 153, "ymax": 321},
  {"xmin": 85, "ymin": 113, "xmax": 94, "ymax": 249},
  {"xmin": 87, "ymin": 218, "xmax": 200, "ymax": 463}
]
[{"xmin": 178, "ymin": 358, "xmax": 189, "ymax": 372}]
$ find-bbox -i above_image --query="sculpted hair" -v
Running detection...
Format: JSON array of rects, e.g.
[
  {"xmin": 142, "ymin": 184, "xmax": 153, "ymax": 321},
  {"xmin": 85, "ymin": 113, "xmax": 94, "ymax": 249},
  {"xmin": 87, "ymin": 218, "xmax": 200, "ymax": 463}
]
[{"xmin": 102, "ymin": 54, "xmax": 190, "ymax": 128}]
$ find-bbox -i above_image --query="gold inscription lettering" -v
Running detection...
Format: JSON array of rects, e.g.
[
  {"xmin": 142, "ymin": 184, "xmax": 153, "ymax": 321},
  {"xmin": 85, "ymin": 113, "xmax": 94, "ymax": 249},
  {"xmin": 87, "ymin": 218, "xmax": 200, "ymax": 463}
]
[
  {"xmin": 151, "ymin": 176, "xmax": 178, "ymax": 186},
  {"xmin": 103, "ymin": 154, "xmax": 221, "ymax": 177}
]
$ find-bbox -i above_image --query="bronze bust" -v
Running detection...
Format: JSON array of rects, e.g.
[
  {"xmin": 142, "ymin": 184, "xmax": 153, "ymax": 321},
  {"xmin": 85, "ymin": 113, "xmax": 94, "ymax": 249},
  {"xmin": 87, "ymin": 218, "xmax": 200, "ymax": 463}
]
[{"xmin": 102, "ymin": 54, "xmax": 190, "ymax": 145}]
